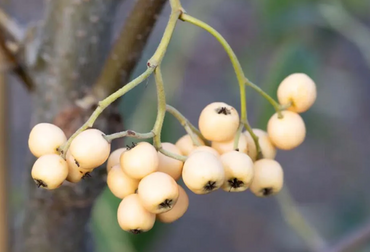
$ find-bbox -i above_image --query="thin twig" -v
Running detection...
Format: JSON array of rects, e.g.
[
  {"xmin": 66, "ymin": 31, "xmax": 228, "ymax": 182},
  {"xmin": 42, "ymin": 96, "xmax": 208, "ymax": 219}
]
[{"xmin": 0, "ymin": 7, "xmax": 23, "ymax": 42}]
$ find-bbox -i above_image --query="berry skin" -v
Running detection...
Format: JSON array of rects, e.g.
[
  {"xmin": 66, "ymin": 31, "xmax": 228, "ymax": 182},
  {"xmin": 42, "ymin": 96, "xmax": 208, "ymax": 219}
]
[
  {"xmin": 106, "ymin": 148, "xmax": 127, "ymax": 172},
  {"xmin": 117, "ymin": 194, "xmax": 156, "ymax": 234},
  {"xmin": 69, "ymin": 129, "xmax": 111, "ymax": 170},
  {"xmin": 175, "ymin": 134, "xmax": 204, "ymax": 156},
  {"xmin": 157, "ymin": 143, "xmax": 183, "ymax": 181},
  {"xmin": 198, "ymin": 102, "xmax": 240, "ymax": 142},
  {"xmin": 211, "ymin": 133, "xmax": 248, "ymax": 155},
  {"xmin": 157, "ymin": 185, "xmax": 189, "ymax": 223},
  {"xmin": 120, "ymin": 142, "xmax": 159, "ymax": 179},
  {"xmin": 189, "ymin": 146, "xmax": 220, "ymax": 157},
  {"xmin": 138, "ymin": 172, "xmax": 179, "ymax": 214},
  {"xmin": 182, "ymin": 152, "xmax": 225, "ymax": 194},
  {"xmin": 220, "ymin": 151, "xmax": 254, "ymax": 192},
  {"xmin": 31, "ymin": 154, "xmax": 68, "ymax": 189},
  {"xmin": 28, "ymin": 123, "xmax": 67, "ymax": 158},
  {"xmin": 66, "ymin": 162, "xmax": 88, "ymax": 183},
  {"xmin": 244, "ymin": 129, "xmax": 276, "ymax": 161},
  {"xmin": 250, "ymin": 159, "xmax": 284, "ymax": 197},
  {"xmin": 107, "ymin": 165, "xmax": 139, "ymax": 199},
  {"xmin": 277, "ymin": 73, "xmax": 317, "ymax": 113},
  {"xmin": 267, "ymin": 111, "xmax": 306, "ymax": 150}
]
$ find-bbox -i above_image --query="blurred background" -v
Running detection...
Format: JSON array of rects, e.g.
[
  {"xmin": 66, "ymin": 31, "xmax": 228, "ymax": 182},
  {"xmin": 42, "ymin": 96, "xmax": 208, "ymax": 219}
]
[{"xmin": 2, "ymin": 0, "xmax": 370, "ymax": 251}]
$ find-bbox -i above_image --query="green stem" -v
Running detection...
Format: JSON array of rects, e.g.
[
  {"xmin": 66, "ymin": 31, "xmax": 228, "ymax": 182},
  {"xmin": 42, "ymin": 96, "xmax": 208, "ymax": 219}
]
[
  {"xmin": 152, "ymin": 65, "xmax": 166, "ymax": 149},
  {"xmin": 104, "ymin": 130, "xmax": 154, "ymax": 143},
  {"xmin": 242, "ymin": 120, "xmax": 263, "ymax": 160},
  {"xmin": 159, "ymin": 148, "xmax": 187, "ymax": 162},
  {"xmin": 180, "ymin": 13, "xmax": 247, "ymax": 123},
  {"xmin": 233, "ymin": 123, "xmax": 244, "ymax": 150}
]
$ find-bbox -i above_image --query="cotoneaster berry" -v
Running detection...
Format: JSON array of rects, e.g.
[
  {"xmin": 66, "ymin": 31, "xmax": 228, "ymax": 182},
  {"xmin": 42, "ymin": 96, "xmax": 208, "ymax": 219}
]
[
  {"xmin": 250, "ymin": 159, "xmax": 284, "ymax": 197},
  {"xmin": 157, "ymin": 142, "xmax": 183, "ymax": 180},
  {"xmin": 267, "ymin": 111, "xmax": 306, "ymax": 150},
  {"xmin": 182, "ymin": 151, "xmax": 225, "ymax": 194},
  {"xmin": 198, "ymin": 102, "xmax": 239, "ymax": 142},
  {"xmin": 31, "ymin": 154, "xmax": 68, "ymax": 189},
  {"xmin": 107, "ymin": 164, "xmax": 139, "ymax": 199},
  {"xmin": 189, "ymin": 145, "xmax": 219, "ymax": 157},
  {"xmin": 244, "ymin": 129, "xmax": 276, "ymax": 161},
  {"xmin": 211, "ymin": 133, "xmax": 248, "ymax": 155},
  {"xmin": 157, "ymin": 185, "xmax": 189, "ymax": 223},
  {"xmin": 117, "ymin": 194, "xmax": 156, "ymax": 234},
  {"xmin": 106, "ymin": 148, "xmax": 127, "ymax": 172},
  {"xmin": 138, "ymin": 172, "xmax": 179, "ymax": 214},
  {"xmin": 28, "ymin": 123, "xmax": 67, "ymax": 158},
  {"xmin": 277, "ymin": 73, "xmax": 317, "ymax": 113},
  {"xmin": 120, "ymin": 142, "xmax": 158, "ymax": 179},
  {"xmin": 175, "ymin": 134, "xmax": 204, "ymax": 156},
  {"xmin": 220, "ymin": 151, "xmax": 254, "ymax": 192}
]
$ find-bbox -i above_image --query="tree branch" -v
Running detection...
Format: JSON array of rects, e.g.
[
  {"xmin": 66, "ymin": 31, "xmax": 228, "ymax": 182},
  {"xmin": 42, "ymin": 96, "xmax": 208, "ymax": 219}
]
[
  {"xmin": 0, "ymin": 7, "xmax": 24, "ymax": 42},
  {"xmin": 92, "ymin": 0, "xmax": 167, "ymax": 100}
]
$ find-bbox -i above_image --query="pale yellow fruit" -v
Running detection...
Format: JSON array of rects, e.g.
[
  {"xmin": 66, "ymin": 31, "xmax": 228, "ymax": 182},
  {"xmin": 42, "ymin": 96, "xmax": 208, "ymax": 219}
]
[
  {"xmin": 106, "ymin": 148, "xmax": 127, "ymax": 172},
  {"xmin": 189, "ymin": 146, "xmax": 219, "ymax": 157},
  {"xmin": 175, "ymin": 134, "xmax": 205, "ymax": 156},
  {"xmin": 250, "ymin": 159, "xmax": 284, "ymax": 197},
  {"xmin": 157, "ymin": 143, "xmax": 183, "ymax": 180},
  {"xmin": 220, "ymin": 151, "xmax": 254, "ymax": 192},
  {"xmin": 120, "ymin": 142, "xmax": 158, "ymax": 179},
  {"xmin": 198, "ymin": 102, "xmax": 240, "ymax": 142},
  {"xmin": 69, "ymin": 129, "xmax": 111, "ymax": 170},
  {"xmin": 66, "ymin": 163, "xmax": 88, "ymax": 183},
  {"xmin": 107, "ymin": 165, "xmax": 139, "ymax": 199},
  {"xmin": 157, "ymin": 185, "xmax": 189, "ymax": 223},
  {"xmin": 117, "ymin": 194, "xmax": 156, "ymax": 234},
  {"xmin": 277, "ymin": 73, "xmax": 317, "ymax": 113},
  {"xmin": 31, "ymin": 154, "xmax": 68, "ymax": 189},
  {"xmin": 138, "ymin": 172, "xmax": 179, "ymax": 214},
  {"xmin": 28, "ymin": 123, "xmax": 67, "ymax": 158},
  {"xmin": 66, "ymin": 150, "xmax": 93, "ymax": 173},
  {"xmin": 211, "ymin": 133, "xmax": 248, "ymax": 155},
  {"xmin": 244, "ymin": 129, "xmax": 277, "ymax": 161},
  {"xmin": 267, "ymin": 111, "xmax": 306, "ymax": 150},
  {"xmin": 182, "ymin": 152, "xmax": 225, "ymax": 194}
]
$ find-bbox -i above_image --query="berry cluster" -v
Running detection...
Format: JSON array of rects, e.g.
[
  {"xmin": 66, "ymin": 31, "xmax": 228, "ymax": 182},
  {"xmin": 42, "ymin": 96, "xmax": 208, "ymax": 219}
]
[{"xmin": 28, "ymin": 73, "xmax": 316, "ymax": 234}]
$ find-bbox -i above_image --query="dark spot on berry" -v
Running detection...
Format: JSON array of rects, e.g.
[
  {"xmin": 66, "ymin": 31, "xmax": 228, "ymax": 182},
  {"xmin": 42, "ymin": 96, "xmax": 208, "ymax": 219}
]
[
  {"xmin": 82, "ymin": 172, "xmax": 91, "ymax": 179},
  {"xmin": 235, "ymin": 148, "xmax": 239, "ymax": 152},
  {"xmin": 228, "ymin": 178, "xmax": 244, "ymax": 191},
  {"xmin": 216, "ymin": 107, "xmax": 231, "ymax": 115},
  {"xmin": 159, "ymin": 199, "xmax": 173, "ymax": 209},
  {"xmin": 204, "ymin": 181, "xmax": 217, "ymax": 191},
  {"xmin": 75, "ymin": 159, "xmax": 80, "ymax": 167},
  {"xmin": 261, "ymin": 187, "xmax": 274, "ymax": 196},
  {"xmin": 130, "ymin": 229, "xmax": 142, "ymax": 235},
  {"xmin": 34, "ymin": 179, "xmax": 47, "ymax": 188}
]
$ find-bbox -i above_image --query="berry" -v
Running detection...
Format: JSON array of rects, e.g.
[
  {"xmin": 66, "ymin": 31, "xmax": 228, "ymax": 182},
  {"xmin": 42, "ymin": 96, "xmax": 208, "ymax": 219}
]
[
  {"xmin": 28, "ymin": 123, "xmax": 67, "ymax": 157},
  {"xmin": 175, "ymin": 134, "xmax": 204, "ymax": 156},
  {"xmin": 69, "ymin": 129, "xmax": 111, "ymax": 170},
  {"xmin": 267, "ymin": 111, "xmax": 306, "ymax": 150},
  {"xmin": 157, "ymin": 185, "xmax": 189, "ymax": 223},
  {"xmin": 244, "ymin": 129, "xmax": 276, "ymax": 161},
  {"xmin": 182, "ymin": 152, "xmax": 225, "ymax": 194},
  {"xmin": 107, "ymin": 165, "xmax": 139, "ymax": 199},
  {"xmin": 31, "ymin": 154, "xmax": 68, "ymax": 189},
  {"xmin": 138, "ymin": 172, "xmax": 179, "ymax": 214},
  {"xmin": 211, "ymin": 133, "xmax": 248, "ymax": 155},
  {"xmin": 198, "ymin": 102, "xmax": 239, "ymax": 142},
  {"xmin": 117, "ymin": 194, "xmax": 155, "ymax": 234},
  {"xmin": 277, "ymin": 73, "xmax": 317, "ymax": 113},
  {"xmin": 189, "ymin": 146, "xmax": 219, "ymax": 157},
  {"xmin": 120, "ymin": 142, "xmax": 158, "ymax": 179},
  {"xmin": 106, "ymin": 148, "xmax": 127, "ymax": 172},
  {"xmin": 157, "ymin": 142, "xmax": 183, "ymax": 180},
  {"xmin": 250, "ymin": 159, "xmax": 284, "ymax": 197},
  {"xmin": 220, "ymin": 151, "xmax": 254, "ymax": 192}
]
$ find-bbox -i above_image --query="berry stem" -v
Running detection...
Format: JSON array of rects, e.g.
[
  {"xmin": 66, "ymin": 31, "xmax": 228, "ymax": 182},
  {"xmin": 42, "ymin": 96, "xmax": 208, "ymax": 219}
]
[
  {"xmin": 242, "ymin": 120, "xmax": 263, "ymax": 160},
  {"xmin": 152, "ymin": 65, "xmax": 166, "ymax": 149},
  {"xmin": 233, "ymin": 123, "xmax": 244, "ymax": 150},
  {"xmin": 165, "ymin": 104, "xmax": 207, "ymax": 145},
  {"xmin": 180, "ymin": 13, "xmax": 248, "ymax": 123},
  {"xmin": 159, "ymin": 148, "xmax": 187, "ymax": 162},
  {"xmin": 104, "ymin": 130, "xmax": 155, "ymax": 143}
]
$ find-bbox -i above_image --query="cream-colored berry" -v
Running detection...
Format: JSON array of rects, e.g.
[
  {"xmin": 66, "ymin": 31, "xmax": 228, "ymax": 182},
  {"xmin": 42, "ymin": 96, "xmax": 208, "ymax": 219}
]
[
  {"xmin": 277, "ymin": 73, "xmax": 317, "ymax": 113},
  {"xmin": 244, "ymin": 129, "xmax": 277, "ymax": 161},
  {"xmin": 175, "ymin": 134, "xmax": 204, "ymax": 156},
  {"xmin": 220, "ymin": 151, "xmax": 254, "ymax": 192},
  {"xmin": 182, "ymin": 152, "xmax": 225, "ymax": 194},
  {"xmin": 106, "ymin": 148, "xmax": 126, "ymax": 172},
  {"xmin": 31, "ymin": 154, "xmax": 68, "ymax": 189},
  {"xmin": 107, "ymin": 165, "xmax": 139, "ymax": 199},
  {"xmin": 66, "ymin": 162, "xmax": 89, "ymax": 183},
  {"xmin": 28, "ymin": 123, "xmax": 67, "ymax": 158},
  {"xmin": 211, "ymin": 133, "xmax": 248, "ymax": 155},
  {"xmin": 157, "ymin": 185, "xmax": 189, "ymax": 223},
  {"xmin": 138, "ymin": 172, "xmax": 179, "ymax": 214},
  {"xmin": 198, "ymin": 102, "xmax": 240, "ymax": 142},
  {"xmin": 250, "ymin": 159, "xmax": 284, "ymax": 197},
  {"xmin": 189, "ymin": 146, "xmax": 219, "ymax": 157},
  {"xmin": 157, "ymin": 143, "xmax": 183, "ymax": 180},
  {"xmin": 117, "ymin": 194, "xmax": 156, "ymax": 234},
  {"xmin": 267, "ymin": 111, "xmax": 306, "ymax": 150},
  {"xmin": 69, "ymin": 129, "xmax": 111, "ymax": 170},
  {"xmin": 120, "ymin": 142, "xmax": 158, "ymax": 179}
]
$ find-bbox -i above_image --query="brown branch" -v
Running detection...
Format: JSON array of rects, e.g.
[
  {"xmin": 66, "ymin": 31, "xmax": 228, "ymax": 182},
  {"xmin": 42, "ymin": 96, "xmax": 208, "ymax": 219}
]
[
  {"xmin": 324, "ymin": 220, "xmax": 370, "ymax": 252},
  {"xmin": 91, "ymin": 0, "xmax": 167, "ymax": 100}
]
